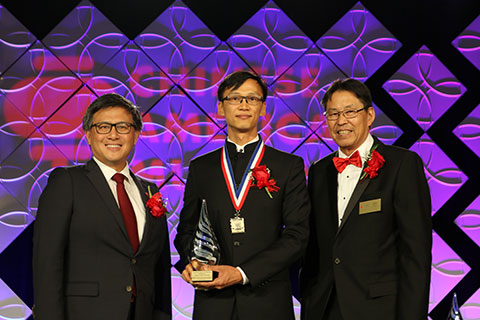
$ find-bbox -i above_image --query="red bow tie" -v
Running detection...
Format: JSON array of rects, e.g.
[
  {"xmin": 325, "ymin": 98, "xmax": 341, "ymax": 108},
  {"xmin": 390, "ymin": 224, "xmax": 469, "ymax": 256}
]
[{"xmin": 333, "ymin": 151, "xmax": 362, "ymax": 173}]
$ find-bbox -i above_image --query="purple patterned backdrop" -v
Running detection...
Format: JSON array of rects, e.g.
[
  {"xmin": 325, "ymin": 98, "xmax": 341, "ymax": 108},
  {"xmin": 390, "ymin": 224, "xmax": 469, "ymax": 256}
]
[
  {"xmin": 452, "ymin": 14, "xmax": 480, "ymax": 71},
  {"xmin": 0, "ymin": 1, "xmax": 478, "ymax": 319}
]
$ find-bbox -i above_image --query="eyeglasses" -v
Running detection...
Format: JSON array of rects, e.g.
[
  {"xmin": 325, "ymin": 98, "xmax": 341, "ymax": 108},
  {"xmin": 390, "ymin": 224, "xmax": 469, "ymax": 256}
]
[
  {"xmin": 91, "ymin": 122, "xmax": 135, "ymax": 134},
  {"xmin": 324, "ymin": 106, "xmax": 369, "ymax": 121},
  {"xmin": 221, "ymin": 95, "xmax": 264, "ymax": 106}
]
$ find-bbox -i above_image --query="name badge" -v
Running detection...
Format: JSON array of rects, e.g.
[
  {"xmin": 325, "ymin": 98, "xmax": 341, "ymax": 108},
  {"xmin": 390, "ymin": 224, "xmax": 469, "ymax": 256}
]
[
  {"xmin": 230, "ymin": 217, "xmax": 245, "ymax": 234},
  {"xmin": 359, "ymin": 198, "xmax": 381, "ymax": 215}
]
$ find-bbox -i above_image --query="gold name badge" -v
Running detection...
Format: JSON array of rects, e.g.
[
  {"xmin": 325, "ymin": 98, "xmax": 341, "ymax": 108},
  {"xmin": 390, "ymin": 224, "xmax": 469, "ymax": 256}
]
[{"xmin": 359, "ymin": 198, "xmax": 381, "ymax": 215}]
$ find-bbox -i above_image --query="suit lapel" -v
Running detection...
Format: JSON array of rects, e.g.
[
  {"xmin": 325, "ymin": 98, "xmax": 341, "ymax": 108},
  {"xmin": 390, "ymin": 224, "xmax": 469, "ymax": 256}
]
[
  {"xmin": 85, "ymin": 160, "xmax": 130, "ymax": 241},
  {"xmin": 325, "ymin": 155, "xmax": 340, "ymax": 232},
  {"xmin": 131, "ymin": 173, "xmax": 152, "ymax": 254}
]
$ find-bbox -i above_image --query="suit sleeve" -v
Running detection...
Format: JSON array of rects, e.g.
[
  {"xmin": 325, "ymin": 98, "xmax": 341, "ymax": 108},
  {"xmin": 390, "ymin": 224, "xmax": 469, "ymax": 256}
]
[
  {"xmin": 174, "ymin": 159, "xmax": 201, "ymax": 270},
  {"xmin": 394, "ymin": 151, "xmax": 432, "ymax": 319},
  {"xmin": 150, "ymin": 181, "xmax": 173, "ymax": 320},
  {"xmin": 32, "ymin": 167, "xmax": 73, "ymax": 320},
  {"xmin": 238, "ymin": 156, "xmax": 311, "ymax": 287}
]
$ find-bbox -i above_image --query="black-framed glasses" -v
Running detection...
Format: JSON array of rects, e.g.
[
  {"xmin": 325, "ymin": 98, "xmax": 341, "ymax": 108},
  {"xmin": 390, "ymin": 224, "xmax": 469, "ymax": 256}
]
[
  {"xmin": 221, "ymin": 95, "xmax": 264, "ymax": 106},
  {"xmin": 91, "ymin": 122, "xmax": 135, "ymax": 134},
  {"xmin": 323, "ymin": 106, "xmax": 369, "ymax": 121}
]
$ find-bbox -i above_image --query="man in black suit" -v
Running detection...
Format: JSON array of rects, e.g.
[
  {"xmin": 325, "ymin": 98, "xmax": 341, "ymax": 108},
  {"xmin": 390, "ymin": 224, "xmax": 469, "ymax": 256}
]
[
  {"xmin": 174, "ymin": 71, "xmax": 310, "ymax": 319},
  {"xmin": 300, "ymin": 79, "xmax": 432, "ymax": 320},
  {"xmin": 33, "ymin": 93, "xmax": 171, "ymax": 320}
]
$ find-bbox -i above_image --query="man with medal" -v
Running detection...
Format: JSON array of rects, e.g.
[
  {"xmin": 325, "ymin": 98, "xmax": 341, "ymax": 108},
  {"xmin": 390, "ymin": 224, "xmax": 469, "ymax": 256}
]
[{"xmin": 174, "ymin": 71, "xmax": 310, "ymax": 319}]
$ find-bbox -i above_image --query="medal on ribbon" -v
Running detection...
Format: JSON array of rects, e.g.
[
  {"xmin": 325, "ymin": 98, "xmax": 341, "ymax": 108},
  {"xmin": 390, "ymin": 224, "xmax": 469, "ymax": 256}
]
[{"xmin": 221, "ymin": 139, "xmax": 265, "ymax": 234}]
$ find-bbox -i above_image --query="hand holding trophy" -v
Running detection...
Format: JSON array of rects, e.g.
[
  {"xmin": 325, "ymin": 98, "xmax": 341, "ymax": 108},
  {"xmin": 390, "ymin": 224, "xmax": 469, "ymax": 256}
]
[{"xmin": 190, "ymin": 199, "xmax": 220, "ymax": 282}]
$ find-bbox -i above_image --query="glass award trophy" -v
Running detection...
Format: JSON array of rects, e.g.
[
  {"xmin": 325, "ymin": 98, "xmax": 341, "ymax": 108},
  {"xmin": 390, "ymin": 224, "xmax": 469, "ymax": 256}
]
[
  {"xmin": 190, "ymin": 199, "xmax": 220, "ymax": 282},
  {"xmin": 447, "ymin": 292, "xmax": 464, "ymax": 320}
]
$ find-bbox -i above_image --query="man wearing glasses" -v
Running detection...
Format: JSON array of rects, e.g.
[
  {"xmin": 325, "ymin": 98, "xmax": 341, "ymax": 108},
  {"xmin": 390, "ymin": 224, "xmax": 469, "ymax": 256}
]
[
  {"xmin": 300, "ymin": 79, "xmax": 432, "ymax": 320},
  {"xmin": 33, "ymin": 93, "xmax": 171, "ymax": 320},
  {"xmin": 175, "ymin": 71, "xmax": 310, "ymax": 319}
]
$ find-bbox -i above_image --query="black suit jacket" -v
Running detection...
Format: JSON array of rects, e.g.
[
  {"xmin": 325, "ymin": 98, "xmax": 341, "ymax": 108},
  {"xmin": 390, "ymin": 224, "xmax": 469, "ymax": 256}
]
[
  {"xmin": 33, "ymin": 159, "xmax": 171, "ymax": 320},
  {"xmin": 174, "ymin": 144, "xmax": 310, "ymax": 320},
  {"xmin": 300, "ymin": 138, "xmax": 432, "ymax": 320}
]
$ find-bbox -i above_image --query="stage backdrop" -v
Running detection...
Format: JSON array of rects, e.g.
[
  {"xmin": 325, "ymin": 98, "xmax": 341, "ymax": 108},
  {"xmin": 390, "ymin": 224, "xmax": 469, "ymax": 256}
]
[{"xmin": 0, "ymin": 0, "xmax": 479, "ymax": 319}]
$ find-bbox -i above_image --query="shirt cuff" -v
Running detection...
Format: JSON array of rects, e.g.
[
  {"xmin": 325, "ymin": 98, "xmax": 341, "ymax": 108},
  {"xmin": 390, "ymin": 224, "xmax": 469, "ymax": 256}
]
[{"xmin": 236, "ymin": 266, "xmax": 249, "ymax": 285}]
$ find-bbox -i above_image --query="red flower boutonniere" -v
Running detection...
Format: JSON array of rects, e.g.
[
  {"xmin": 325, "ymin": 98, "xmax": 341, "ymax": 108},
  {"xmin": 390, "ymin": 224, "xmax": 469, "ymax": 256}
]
[
  {"xmin": 360, "ymin": 144, "xmax": 385, "ymax": 181},
  {"xmin": 250, "ymin": 165, "xmax": 280, "ymax": 199},
  {"xmin": 146, "ymin": 186, "xmax": 168, "ymax": 218}
]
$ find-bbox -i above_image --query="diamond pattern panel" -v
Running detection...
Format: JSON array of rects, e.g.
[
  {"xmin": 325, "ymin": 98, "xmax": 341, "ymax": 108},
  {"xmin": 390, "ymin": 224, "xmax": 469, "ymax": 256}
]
[
  {"xmin": 0, "ymin": 278, "xmax": 31, "ymax": 320},
  {"xmin": 42, "ymin": 0, "xmax": 129, "ymax": 80},
  {"xmin": 135, "ymin": 0, "xmax": 221, "ymax": 84},
  {"xmin": 453, "ymin": 104, "xmax": 480, "ymax": 159},
  {"xmin": 455, "ymin": 195, "xmax": 480, "ymax": 248},
  {"xmin": 383, "ymin": 45, "xmax": 467, "ymax": 131},
  {"xmin": 430, "ymin": 231, "xmax": 471, "ymax": 312},
  {"xmin": 0, "ymin": 41, "xmax": 83, "ymax": 140},
  {"xmin": 0, "ymin": 5, "xmax": 36, "ymax": 76},
  {"xmin": 0, "ymin": 136, "xmax": 74, "ymax": 217},
  {"xmin": 0, "ymin": 91, "xmax": 37, "ymax": 164},
  {"xmin": 86, "ymin": 41, "xmax": 175, "ymax": 114},
  {"xmin": 0, "ymin": 182, "xmax": 34, "ymax": 254},
  {"xmin": 460, "ymin": 288, "xmax": 480, "ymax": 320},
  {"xmin": 452, "ymin": 15, "xmax": 480, "ymax": 71},
  {"xmin": 191, "ymin": 130, "xmax": 229, "ymax": 160},
  {"xmin": 410, "ymin": 134, "xmax": 468, "ymax": 215},
  {"xmin": 316, "ymin": 1, "xmax": 402, "ymax": 80},
  {"xmin": 261, "ymin": 93, "xmax": 313, "ymax": 153},
  {"xmin": 141, "ymin": 86, "xmax": 222, "ymax": 181},
  {"xmin": 227, "ymin": 1, "xmax": 313, "ymax": 84}
]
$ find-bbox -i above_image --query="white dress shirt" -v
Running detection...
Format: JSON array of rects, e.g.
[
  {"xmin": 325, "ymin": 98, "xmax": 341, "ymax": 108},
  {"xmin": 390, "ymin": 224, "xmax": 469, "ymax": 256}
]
[
  {"xmin": 93, "ymin": 157, "xmax": 146, "ymax": 241},
  {"xmin": 337, "ymin": 134, "xmax": 374, "ymax": 226}
]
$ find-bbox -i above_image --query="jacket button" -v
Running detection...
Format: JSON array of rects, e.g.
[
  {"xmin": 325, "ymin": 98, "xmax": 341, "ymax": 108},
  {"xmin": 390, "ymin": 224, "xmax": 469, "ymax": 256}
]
[
  {"xmin": 126, "ymin": 285, "xmax": 133, "ymax": 293},
  {"xmin": 334, "ymin": 257, "xmax": 341, "ymax": 265},
  {"xmin": 233, "ymin": 241, "xmax": 240, "ymax": 247},
  {"xmin": 131, "ymin": 258, "xmax": 137, "ymax": 264}
]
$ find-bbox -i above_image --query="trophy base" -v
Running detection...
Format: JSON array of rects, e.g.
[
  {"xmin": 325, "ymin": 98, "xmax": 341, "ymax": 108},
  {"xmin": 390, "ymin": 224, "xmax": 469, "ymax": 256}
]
[{"xmin": 191, "ymin": 270, "xmax": 218, "ymax": 282}]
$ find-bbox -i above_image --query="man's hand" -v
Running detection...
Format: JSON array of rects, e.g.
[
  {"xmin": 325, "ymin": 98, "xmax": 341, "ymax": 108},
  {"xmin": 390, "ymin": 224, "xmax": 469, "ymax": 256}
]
[
  {"xmin": 180, "ymin": 260, "xmax": 205, "ymax": 283},
  {"xmin": 180, "ymin": 260, "xmax": 243, "ymax": 290}
]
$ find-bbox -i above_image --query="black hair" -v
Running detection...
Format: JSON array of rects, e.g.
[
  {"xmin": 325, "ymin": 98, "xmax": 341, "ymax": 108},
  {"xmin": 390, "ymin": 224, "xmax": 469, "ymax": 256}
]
[
  {"xmin": 217, "ymin": 71, "xmax": 268, "ymax": 101},
  {"xmin": 82, "ymin": 93, "xmax": 142, "ymax": 131},
  {"xmin": 321, "ymin": 78, "xmax": 373, "ymax": 109}
]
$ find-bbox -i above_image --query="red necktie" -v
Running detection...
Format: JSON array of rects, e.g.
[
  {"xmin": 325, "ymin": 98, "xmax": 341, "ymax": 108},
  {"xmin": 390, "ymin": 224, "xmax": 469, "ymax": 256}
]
[
  {"xmin": 333, "ymin": 150, "xmax": 362, "ymax": 173},
  {"xmin": 112, "ymin": 173, "xmax": 139, "ymax": 253}
]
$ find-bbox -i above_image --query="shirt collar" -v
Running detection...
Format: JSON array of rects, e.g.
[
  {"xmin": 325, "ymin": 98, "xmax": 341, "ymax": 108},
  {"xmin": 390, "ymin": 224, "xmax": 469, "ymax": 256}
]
[
  {"xmin": 227, "ymin": 135, "xmax": 259, "ymax": 153},
  {"xmin": 337, "ymin": 134, "xmax": 374, "ymax": 162},
  {"xmin": 93, "ymin": 157, "xmax": 132, "ymax": 183}
]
